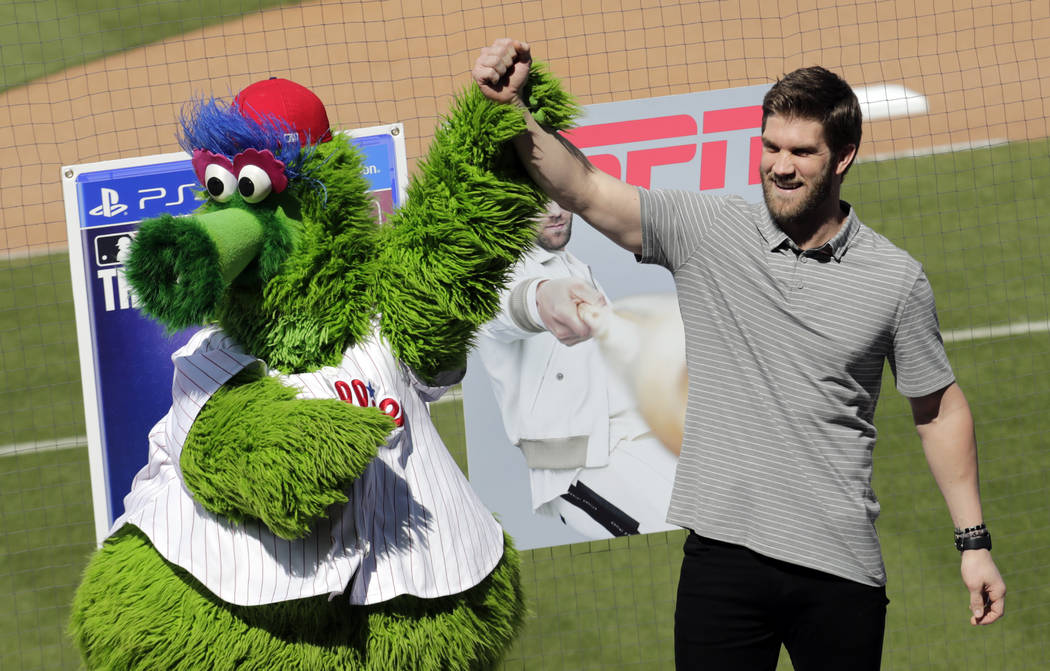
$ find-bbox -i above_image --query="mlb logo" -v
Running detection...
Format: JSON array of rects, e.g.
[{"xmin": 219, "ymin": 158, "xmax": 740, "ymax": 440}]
[{"xmin": 94, "ymin": 231, "xmax": 136, "ymax": 266}]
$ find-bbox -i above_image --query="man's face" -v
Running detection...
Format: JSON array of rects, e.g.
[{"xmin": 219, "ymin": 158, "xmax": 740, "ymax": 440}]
[
  {"xmin": 760, "ymin": 114, "xmax": 842, "ymax": 228},
  {"xmin": 535, "ymin": 202, "xmax": 573, "ymax": 251}
]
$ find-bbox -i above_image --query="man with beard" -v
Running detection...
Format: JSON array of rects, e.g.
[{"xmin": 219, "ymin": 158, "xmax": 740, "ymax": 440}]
[
  {"xmin": 473, "ymin": 38, "xmax": 1005, "ymax": 670},
  {"xmin": 476, "ymin": 201, "xmax": 679, "ymax": 539}
]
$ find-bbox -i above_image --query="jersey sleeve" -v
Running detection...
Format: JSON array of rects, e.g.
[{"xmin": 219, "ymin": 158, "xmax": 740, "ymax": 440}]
[
  {"xmin": 167, "ymin": 328, "xmax": 264, "ymax": 465},
  {"xmin": 888, "ymin": 270, "xmax": 956, "ymax": 397}
]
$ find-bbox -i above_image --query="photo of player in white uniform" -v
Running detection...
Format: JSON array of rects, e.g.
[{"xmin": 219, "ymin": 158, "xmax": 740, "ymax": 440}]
[{"xmin": 475, "ymin": 202, "xmax": 682, "ymax": 540}]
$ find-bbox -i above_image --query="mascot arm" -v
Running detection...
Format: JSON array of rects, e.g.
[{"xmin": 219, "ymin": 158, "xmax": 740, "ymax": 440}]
[
  {"xmin": 180, "ymin": 369, "xmax": 394, "ymax": 539},
  {"xmin": 374, "ymin": 64, "xmax": 580, "ymax": 383}
]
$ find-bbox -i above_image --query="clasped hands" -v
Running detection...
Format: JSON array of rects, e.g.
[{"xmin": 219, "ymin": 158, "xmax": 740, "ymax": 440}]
[{"xmin": 535, "ymin": 277, "xmax": 606, "ymax": 346}]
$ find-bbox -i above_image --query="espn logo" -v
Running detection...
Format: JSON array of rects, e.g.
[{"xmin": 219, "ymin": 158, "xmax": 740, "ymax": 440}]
[{"xmin": 561, "ymin": 105, "xmax": 762, "ymax": 191}]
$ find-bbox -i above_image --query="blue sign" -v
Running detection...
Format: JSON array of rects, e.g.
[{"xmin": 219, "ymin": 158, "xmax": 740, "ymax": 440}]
[
  {"xmin": 78, "ymin": 220, "xmax": 197, "ymax": 525},
  {"xmin": 64, "ymin": 126, "xmax": 409, "ymax": 540},
  {"xmin": 78, "ymin": 160, "xmax": 200, "ymax": 228},
  {"xmin": 355, "ymin": 134, "xmax": 397, "ymax": 191}
]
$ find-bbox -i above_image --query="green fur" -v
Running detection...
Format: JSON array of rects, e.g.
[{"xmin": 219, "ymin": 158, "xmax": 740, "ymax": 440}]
[
  {"xmin": 70, "ymin": 526, "xmax": 526, "ymax": 671},
  {"xmin": 375, "ymin": 65, "xmax": 581, "ymax": 381},
  {"xmin": 124, "ymin": 65, "xmax": 578, "ymax": 375},
  {"xmin": 76, "ymin": 64, "xmax": 580, "ymax": 671},
  {"xmin": 236, "ymin": 141, "xmax": 379, "ymax": 371},
  {"xmin": 124, "ymin": 212, "xmax": 226, "ymax": 331},
  {"xmin": 126, "ymin": 193, "xmax": 300, "ymax": 333},
  {"xmin": 195, "ymin": 142, "xmax": 378, "ymax": 373},
  {"xmin": 181, "ymin": 371, "xmax": 392, "ymax": 539},
  {"xmin": 524, "ymin": 61, "xmax": 583, "ymax": 128}
]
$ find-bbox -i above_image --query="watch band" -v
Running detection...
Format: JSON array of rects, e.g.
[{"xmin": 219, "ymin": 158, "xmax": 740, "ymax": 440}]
[{"xmin": 954, "ymin": 528, "xmax": 992, "ymax": 552}]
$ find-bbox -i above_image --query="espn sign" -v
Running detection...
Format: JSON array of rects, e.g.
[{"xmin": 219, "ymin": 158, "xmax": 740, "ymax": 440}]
[{"xmin": 563, "ymin": 84, "xmax": 771, "ymax": 199}]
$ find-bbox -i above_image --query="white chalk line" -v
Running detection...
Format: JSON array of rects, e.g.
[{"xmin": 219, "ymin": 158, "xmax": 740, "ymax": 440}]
[
  {"xmin": 0, "ymin": 435, "xmax": 87, "ymax": 458},
  {"xmin": 942, "ymin": 319, "xmax": 1050, "ymax": 344},
  {"xmin": 2, "ymin": 320, "xmax": 1045, "ymax": 458}
]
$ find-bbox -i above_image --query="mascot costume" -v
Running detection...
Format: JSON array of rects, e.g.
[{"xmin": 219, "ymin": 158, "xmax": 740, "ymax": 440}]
[{"xmin": 69, "ymin": 68, "xmax": 577, "ymax": 670}]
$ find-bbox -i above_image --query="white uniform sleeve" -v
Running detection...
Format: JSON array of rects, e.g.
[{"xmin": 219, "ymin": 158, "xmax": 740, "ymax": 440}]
[
  {"xmin": 166, "ymin": 327, "xmax": 265, "ymax": 473},
  {"xmin": 479, "ymin": 256, "xmax": 547, "ymax": 343}
]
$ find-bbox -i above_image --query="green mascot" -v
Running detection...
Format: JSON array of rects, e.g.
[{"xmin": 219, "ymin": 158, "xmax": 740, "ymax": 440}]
[{"xmin": 69, "ymin": 69, "xmax": 577, "ymax": 670}]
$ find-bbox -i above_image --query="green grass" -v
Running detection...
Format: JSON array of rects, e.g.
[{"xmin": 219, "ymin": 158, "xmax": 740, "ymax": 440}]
[
  {"xmin": 872, "ymin": 334, "xmax": 1050, "ymax": 670},
  {"xmin": 0, "ymin": 447, "xmax": 95, "ymax": 671},
  {"xmin": 846, "ymin": 138, "xmax": 1050, "ymax": 331},
  {"xmin": 0, "ymin": 0, "xmax": 301, "ymax": 92},
  {"xmin": 0, "ymin": 254, "xmax": 84, "ymax": 446},
  {"xmin": 2, "ymin": 138, "xmax": 1049, "ymax": 669}
]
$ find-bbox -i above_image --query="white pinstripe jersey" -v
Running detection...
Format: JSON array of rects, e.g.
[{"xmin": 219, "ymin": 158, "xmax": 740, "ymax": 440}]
[{"xmin": 110, "ymin": 326, "xmax": 504, "ymax": 606}]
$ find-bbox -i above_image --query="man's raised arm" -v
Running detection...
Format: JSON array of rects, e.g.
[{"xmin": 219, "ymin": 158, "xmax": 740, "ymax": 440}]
[{"xmin": 472, "ymin": 38, "xmax": 643, "ymax": 254}]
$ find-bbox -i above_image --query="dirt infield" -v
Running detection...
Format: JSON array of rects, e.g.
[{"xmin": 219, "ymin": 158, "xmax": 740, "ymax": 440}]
[{"xmin": 2, "ymin": 0, "xmax": 1047, "ymax": 256}]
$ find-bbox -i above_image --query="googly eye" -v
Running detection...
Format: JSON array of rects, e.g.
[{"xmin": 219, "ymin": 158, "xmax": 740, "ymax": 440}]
[
  {"xmin": 237, "ymin": 164, "xmax": 274, "ymax": 204},
  {"xmin": 203, "ymin": 163, "xmax": 238, "ymax": 202}
]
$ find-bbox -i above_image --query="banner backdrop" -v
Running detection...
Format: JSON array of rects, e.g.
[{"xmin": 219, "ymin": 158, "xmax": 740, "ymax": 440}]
[
  {"xmin": 463, "ymin": 85, "xmax": 770, "ymax": 550},
  {"xmin": 63, "ymin": 125, "xmax": 408, "ymax": 542}
]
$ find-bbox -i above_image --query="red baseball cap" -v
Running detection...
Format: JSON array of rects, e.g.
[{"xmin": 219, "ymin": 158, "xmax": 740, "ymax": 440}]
[{"xmin": 234, "ymin": 77, "xmax": 333, "ymax": 145}]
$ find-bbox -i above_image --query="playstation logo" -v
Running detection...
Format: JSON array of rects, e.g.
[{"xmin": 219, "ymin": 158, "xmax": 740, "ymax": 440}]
[{"xmin": 89, "ymin": 187, "xmax": 128, "ymax": 218}]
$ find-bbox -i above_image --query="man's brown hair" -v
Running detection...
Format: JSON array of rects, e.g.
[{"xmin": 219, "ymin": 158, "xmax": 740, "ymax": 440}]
[{"xmin": 762, "ymin": 66, "xmax": 863, "ymax": 171}]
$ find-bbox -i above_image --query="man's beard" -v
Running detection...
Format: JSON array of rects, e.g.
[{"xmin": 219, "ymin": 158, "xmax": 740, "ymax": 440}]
[
  {"xmin": 536, "ymin": 223, "xmax": 571, "ymax": 251},
  {"xmin": 762, "ymin": 162, "xmax": 835, "ymax": 230}
]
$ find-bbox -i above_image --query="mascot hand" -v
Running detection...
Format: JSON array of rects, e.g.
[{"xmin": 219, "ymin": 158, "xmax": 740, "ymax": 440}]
[{"xmin": 181, "ymin": 374, "xmax": 393, "ymax": 539}]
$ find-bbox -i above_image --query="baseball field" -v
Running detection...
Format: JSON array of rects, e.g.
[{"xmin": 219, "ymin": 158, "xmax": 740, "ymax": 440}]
[{"xmin": 2, "ymin": 1, "xmax": 1048, "ymax": 669}]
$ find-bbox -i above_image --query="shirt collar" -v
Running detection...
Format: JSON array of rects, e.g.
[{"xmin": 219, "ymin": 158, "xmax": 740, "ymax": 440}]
[
  {"xmin": 528, "ymin": 244, "xmax": 575, "ymax": 266},
  {"xmin": 757, "ymin": 200, "xmax": 860, "ymax": 262}
]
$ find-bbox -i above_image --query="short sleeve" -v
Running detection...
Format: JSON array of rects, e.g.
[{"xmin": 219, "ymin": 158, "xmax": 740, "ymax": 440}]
[
  {"xmin": 639, "ymin": 188, "xmax": 725, "ymax": 272},
  {"xmin": 167, "ymin": 328, "xmax": 262, "ymax": 461},
  {"xmin": 889, "ymin": 271, "xmax": 955, "ymax": 397}
]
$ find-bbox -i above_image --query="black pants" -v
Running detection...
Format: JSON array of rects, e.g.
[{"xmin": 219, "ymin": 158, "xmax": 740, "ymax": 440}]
[{"xmin": 675, "ymin": 532, "xmax": 888, "ymax": 671}]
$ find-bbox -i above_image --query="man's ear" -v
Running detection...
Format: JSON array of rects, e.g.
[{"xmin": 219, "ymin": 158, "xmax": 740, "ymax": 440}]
[{"xmin": 836, "ymin": 143, "xmax": 858, "ymax": 177}]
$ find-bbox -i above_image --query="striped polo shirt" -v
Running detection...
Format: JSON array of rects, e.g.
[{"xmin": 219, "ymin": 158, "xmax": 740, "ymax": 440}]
[{"xmin": 639, "ymin": 188, "xmax": 954, "ymax": 586}]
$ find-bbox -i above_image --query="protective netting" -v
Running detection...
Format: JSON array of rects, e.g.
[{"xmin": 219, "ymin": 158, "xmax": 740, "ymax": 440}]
[{"xmin": 1, "ymin": 1, "xmax": 1047, "ymax": 668}]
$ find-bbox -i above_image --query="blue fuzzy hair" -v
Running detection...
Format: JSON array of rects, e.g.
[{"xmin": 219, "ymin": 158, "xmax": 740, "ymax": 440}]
[{"xmin": 178, "ymin": 96, "xmax": 315, "ymax": 181}]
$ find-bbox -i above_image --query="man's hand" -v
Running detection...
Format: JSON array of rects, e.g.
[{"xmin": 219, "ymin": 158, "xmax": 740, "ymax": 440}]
[
  {"xmin": 472, "ymin": 38, "xmax": 532, "ymax": 105},
  {"xmin": 961, "ymin": 549, "xmax": 1006, "ymax": 625},
  {"xmin": 535, "ymin": 277, "xmax": 605, "ymax": 346}
]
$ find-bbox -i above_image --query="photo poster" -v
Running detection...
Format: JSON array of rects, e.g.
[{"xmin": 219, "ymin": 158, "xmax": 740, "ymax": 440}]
[
  {"xmin": 63, "ymin": 124, "xmax": 409, "ymax": 542},
  {"xmin": 463, "ymin": 84, "xmax": 771, "ymax": 550}
]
